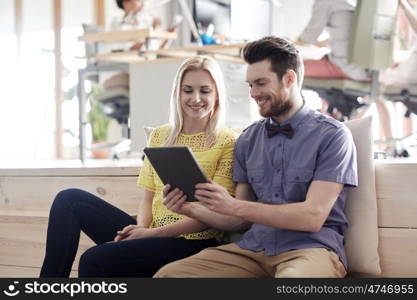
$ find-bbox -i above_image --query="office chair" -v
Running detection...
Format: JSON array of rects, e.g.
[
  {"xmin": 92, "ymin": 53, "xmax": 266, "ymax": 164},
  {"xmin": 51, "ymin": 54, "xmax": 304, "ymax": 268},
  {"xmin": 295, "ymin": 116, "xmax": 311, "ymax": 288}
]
[
  {"xmin": 383, "ymin": 85, "xmax": 417, "ymax": 118},
  {"xmin": 379, "ymin": 84, "xmax": 417, "ymax": 157},
  {"xmin": 302, "ymin": 0, "xmax": 398, "ymax": 120},
  {"xmin": 94, "ymin": 85, "xmax": 131, "ymax": 159}
]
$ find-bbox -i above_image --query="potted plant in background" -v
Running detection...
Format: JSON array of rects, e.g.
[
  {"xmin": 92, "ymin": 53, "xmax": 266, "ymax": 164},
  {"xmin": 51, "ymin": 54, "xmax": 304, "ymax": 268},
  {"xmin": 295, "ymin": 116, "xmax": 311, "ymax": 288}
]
[{"xmin": 88, "ymin": 95, "xmax": 111, "ymax": 159}]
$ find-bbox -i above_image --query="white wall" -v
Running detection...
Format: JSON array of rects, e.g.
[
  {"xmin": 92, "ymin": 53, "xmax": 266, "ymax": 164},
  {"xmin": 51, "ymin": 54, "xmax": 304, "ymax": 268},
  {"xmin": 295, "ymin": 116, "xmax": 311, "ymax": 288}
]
[
  {"xmin": 22, "ymin": 0, "xmax": 53, "ymax": 31},
  {"xmin": 231, "ymin": 0, "xmax": 271, "ymax": 41},
  {"xmin": 271, "ymin": 0, "xmax": 314, "ymax": 39},
  {"xmin": 0, "ymin": 0, "xmax": 14, "ymax": 34},
  {"xmin": 63, "ymin": 0, "xmax": 94, "ymax": 28}
]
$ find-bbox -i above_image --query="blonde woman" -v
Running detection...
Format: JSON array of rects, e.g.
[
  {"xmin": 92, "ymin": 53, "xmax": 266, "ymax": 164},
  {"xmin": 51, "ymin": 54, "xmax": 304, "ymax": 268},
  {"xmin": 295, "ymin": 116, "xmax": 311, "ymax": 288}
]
[{"xmin": 40, "ymin": 56, "xmax": 236, "ymax": 277}]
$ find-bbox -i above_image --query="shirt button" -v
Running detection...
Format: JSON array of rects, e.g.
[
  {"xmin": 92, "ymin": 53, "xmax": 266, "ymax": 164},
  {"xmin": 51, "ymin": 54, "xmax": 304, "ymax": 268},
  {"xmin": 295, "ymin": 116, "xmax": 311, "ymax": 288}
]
[
  {"xmin": 278, "ymin": 144, "xmax": 282, "ymax": 148},
  {"xmin": 275, "ymin": 193, "xmax": 279, "ymax": 197}
]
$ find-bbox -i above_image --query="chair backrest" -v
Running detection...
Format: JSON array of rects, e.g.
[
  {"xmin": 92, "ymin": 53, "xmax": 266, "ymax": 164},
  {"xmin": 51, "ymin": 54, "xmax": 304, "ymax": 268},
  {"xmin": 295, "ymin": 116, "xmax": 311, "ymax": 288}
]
[
  {"xmin": 82, "ymin": 23, "xmax": 105, "ymax": 62},
  {"xmin": 348, "ymin": 0, "xmax": 398, "ymax": 70}
]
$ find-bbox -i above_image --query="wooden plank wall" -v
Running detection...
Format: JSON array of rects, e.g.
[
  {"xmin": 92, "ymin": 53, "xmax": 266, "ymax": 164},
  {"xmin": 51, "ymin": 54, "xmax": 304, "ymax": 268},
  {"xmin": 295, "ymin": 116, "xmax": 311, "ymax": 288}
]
[
  {"xmin": 0, "ymin": 162, "xmax": 416, "ymax": 277},
  {"xmin": 0, "ymin": 167, "xmax": 141, "ymax": 277}
]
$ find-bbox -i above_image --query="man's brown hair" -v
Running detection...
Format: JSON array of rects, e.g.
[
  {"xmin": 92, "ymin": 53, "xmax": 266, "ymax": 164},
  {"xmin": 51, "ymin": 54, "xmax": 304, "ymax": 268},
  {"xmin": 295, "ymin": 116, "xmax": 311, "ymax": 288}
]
[{"xmin": 243, "ymin": 36, "xmax": 304, "ymax": 86}]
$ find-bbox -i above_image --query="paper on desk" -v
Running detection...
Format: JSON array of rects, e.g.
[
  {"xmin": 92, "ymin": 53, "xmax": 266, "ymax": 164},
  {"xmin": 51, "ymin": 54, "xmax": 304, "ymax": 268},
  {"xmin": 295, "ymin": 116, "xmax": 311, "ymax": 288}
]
[{"xmin": 296, "ymin": 44, "xmax": 330, "ymax": 60}]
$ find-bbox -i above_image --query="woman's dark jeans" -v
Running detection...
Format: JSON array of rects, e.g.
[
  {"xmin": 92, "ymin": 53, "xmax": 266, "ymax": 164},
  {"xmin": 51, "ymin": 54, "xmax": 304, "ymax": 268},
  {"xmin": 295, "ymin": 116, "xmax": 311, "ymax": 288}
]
[{"xmin": 40, "ymin": 188, "xmax": 218, "ymax": 277}]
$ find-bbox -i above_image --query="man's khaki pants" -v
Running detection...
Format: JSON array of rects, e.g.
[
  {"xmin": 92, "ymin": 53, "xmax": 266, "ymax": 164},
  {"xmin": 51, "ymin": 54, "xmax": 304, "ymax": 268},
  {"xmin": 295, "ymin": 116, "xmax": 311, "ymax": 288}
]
[{"xmin": 154, "ymin": 243, "xmax": 346, "ymax": 278}]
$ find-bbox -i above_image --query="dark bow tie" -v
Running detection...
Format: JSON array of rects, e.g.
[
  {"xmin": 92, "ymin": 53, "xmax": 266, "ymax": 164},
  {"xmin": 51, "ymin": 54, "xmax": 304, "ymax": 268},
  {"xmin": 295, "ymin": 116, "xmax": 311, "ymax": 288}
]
[{"xmin": 265, "ymin": 122, "xmax": 294, "ymax": 139}]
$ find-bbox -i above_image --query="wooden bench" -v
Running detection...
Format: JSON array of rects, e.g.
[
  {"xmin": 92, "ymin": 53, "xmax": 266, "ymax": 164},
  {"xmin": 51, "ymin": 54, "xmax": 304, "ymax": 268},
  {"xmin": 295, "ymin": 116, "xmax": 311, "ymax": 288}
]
[
  {"xmin": 0, "ymin": 166, "xmax": 142, "ymax": 277},
  {"xmin": 0, "ymin": 161, "xmax": 416, "ymax": 277}
]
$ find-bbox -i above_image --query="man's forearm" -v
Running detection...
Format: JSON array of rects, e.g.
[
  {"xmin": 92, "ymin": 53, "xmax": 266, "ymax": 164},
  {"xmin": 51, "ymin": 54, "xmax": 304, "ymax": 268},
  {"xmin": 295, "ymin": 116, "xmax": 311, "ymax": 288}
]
[
  {"xmin": 232, "ymin": 199, "xmax": 325, "ymax": 233},
  {"xmin": 187, "ymin": 203, "xmax": 250, "ymax": 232}
]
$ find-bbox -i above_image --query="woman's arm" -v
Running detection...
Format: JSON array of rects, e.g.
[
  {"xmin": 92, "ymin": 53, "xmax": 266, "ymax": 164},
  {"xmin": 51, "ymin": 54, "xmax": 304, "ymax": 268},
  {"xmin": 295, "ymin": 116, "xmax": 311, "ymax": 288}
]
[
  {"xmin": 136, "ymin": 189, "xmax": 154, "ymax": 227},
  {"xmin": 114, "ymin": 189, "xmax": 153, "ymax": 241},
  {"xmin": 116, "ymin": 217, "xmax": 209, "ymax": 241},
  {"xmin": 154, "ymin": 217, "xmax": 209, "ymax": 237},
  {"xmin": 139, "ymin": 187, "xmax": 210, "ymax": 237},
  {"xmin": 116, "ymin": 189, "xmax": 209, "ymax": 241}
]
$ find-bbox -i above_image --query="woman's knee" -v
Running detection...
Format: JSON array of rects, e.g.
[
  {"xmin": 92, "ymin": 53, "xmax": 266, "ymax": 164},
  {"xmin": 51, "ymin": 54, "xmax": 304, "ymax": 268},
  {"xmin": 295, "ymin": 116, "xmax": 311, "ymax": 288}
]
[
  {"xmin": 54, "ymin": 188, "xmax": 82, "ymax": 202},
  {"xmin": 52, "ymin": 188, "xmax": 90, "ymax": 209}
]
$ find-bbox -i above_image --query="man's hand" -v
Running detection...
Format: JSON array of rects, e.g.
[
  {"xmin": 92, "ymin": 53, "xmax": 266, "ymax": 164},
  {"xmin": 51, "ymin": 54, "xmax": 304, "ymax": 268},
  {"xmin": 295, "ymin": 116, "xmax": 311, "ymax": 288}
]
[
  {"xmin": 114, "ymin": 225, "xmax": 159, "ymax": 241},
  {"xmin": 162, "ymin": 184, "xmax": 192, "ymax": 215},
  {"xmin": 195, "ymin": 181, "xmax": 238, "ymax": 216}
]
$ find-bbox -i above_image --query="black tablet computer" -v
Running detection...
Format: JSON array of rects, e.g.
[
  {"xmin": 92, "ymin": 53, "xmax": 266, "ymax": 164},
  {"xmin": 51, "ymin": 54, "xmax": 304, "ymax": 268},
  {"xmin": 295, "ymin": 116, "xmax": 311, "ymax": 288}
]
[{"xmin": 143, "ymin": 146, "xmax": 208, "ymax": 202}]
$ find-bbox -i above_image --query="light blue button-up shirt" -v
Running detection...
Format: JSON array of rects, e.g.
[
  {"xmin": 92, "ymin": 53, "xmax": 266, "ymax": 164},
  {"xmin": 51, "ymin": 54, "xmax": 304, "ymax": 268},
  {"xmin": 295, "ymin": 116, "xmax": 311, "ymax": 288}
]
[{"xmin": 233, "ymin": 103, "xmax": 357, "ymax": 268}]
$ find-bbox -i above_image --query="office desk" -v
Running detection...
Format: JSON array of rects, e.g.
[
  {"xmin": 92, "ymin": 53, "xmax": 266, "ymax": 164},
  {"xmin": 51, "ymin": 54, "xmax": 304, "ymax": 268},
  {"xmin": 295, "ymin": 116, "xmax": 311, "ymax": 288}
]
[
  {"xmin": 96, "ymin": 44, "xmax": 257, "ymax": 154},
  {"xmin": 79, "ymin": 28, "xmax": 177, "ymax": 47}
]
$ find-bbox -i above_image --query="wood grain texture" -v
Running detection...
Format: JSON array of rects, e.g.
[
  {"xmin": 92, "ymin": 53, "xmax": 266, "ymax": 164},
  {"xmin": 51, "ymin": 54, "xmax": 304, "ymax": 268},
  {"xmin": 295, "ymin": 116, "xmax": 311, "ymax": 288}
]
[
  {"xmin": 0, "ymin": 162, "xmax": 416, "ymax": 277},
  {"xmin": 79, "ymin": 29, "xmax": 176, "ymax": 43},
  {"xmin": 0, "ymin": 214, "xmax": 93, "ymax": 274},
  {"xmin": 0, "ymin": 176, "xmax": 142, "ymax": 213}
]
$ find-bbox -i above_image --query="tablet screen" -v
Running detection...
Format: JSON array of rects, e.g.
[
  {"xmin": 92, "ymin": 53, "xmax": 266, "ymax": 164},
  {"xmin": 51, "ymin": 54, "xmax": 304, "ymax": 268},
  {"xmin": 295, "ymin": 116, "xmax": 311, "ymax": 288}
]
[{"xmin": 143, "ymin": 146, "xmax": 208, "ymax": 202}]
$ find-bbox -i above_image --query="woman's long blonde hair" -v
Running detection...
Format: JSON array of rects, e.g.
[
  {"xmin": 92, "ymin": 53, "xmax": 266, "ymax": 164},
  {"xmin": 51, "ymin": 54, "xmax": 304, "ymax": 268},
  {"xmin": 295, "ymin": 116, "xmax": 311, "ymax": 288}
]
[{"xmin": 165, "ymin": 55, "xmax": 226, "ymax": 148}]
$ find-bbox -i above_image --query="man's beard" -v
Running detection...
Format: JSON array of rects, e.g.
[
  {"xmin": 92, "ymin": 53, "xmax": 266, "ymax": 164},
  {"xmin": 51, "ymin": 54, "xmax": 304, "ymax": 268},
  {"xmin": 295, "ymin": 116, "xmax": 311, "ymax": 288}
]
[{"xmin": 260, "ymin": 96, "xmax": 293, "ymax": 118}]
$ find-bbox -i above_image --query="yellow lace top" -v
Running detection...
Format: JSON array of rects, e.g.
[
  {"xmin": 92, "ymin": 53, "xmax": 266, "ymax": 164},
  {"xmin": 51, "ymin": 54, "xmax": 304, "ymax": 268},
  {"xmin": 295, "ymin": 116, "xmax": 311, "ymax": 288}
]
[{"xmin": 137, "ymin": 124, "xmax": 237, "ymax": 240}]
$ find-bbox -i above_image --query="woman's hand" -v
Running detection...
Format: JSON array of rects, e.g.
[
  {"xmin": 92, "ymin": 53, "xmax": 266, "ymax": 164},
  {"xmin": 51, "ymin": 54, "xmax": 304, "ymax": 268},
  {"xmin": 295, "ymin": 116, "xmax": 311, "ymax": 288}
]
[
  {"xmin": 195, "ymin": 180, "xmax": 238, "ymax": 216},
  {"xmin": 113, "ymin": 224, "xmax": 160, "ymax": 241},
  {"xmin": 152, "ymin": 17, "xmax": 162, "ymax": 29},
  {"xmin": 162, "ymin": 184, "xmax": 192, "ymax": 215}
]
